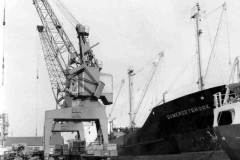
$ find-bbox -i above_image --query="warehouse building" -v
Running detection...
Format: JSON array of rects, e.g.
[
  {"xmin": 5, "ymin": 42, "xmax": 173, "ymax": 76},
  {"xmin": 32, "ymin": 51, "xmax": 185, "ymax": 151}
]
[{"xmin": 4, "ymin": 137, "xmax": 43, "ymax": 151}]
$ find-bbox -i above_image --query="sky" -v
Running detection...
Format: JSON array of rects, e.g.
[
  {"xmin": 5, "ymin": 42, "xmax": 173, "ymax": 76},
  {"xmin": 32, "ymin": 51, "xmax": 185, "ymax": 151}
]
[{"xmin": 0, "ymin": 0, "xmax": 240, "ymax": 137}]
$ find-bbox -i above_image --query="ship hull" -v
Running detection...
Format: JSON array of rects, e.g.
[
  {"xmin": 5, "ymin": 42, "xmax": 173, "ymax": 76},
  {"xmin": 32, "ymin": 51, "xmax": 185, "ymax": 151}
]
[
  {"xmin": 113, "ymin": 150, "xmax": 230, "ymax": 160},
  {"xmin": 113, "ymin": 85, "xmax": 226, "ymax": 155},
  {"xmin": 214, "ymin": 124, "xmax": 240, "ymax": 160}
]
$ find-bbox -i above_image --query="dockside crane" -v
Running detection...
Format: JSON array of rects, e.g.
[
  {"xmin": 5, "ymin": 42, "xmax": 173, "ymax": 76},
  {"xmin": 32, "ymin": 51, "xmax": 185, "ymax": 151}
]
[{"xmin": 33, "ymin": 0, "xmax": 115, "ymax": 159}]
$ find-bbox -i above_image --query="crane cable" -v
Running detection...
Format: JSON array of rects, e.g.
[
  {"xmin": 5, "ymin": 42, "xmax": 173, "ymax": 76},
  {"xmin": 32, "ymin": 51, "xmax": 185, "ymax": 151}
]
[
  {"xmin": 53, "ymin": 0, "xmax": 75, "ymax": 27},
  {"xmin": 57, "ymin": 0, "xmax": 79, "ymax": 24},
  {"xmin": 53, "ymin": 0, "xmax": 78, "ymax": 27},
  {"xmin": 2, "ymin": 0, "xmax": 6, "ymax": 86},
  {"xmin": 35, "ymin": 43, "xmax": 40, "ymax": 137}
]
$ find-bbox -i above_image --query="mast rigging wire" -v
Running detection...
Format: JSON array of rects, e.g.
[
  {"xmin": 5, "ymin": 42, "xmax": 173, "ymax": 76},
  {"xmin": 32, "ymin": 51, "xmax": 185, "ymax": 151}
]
[
  {"xmin": 108, "ymin": 79, "xmax": 125, "ymax": 119},
  {"xmin": 204, "ymin": 3, "xmax": 231, "ymax": 66},
  {"xmin": 35, "ymin": 39, "xmax": 40, "ymax": 136},
  {"xmin": 204, "ymin": 4, "xmax": 225, "ymax": 79},
  {"xmin": 166, "ymin": 54, "xmax": 196, "ymax": 93},
  {"xmin": 134, "ymin": 54, "xmax": 163, "ymax": 75},
  {"xmin": 201, "ymin": 3, "xmax": 225, "ymax": 19},
  {"xmin": 225, "ymin": 5, "xmax": 232, "ymax": 65}
]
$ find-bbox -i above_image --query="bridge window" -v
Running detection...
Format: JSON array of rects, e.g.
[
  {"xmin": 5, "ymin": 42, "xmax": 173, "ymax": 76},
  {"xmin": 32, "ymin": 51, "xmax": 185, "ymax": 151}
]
[{"xmin": 217, "ymin": 110, "xmax": 235, "ymax": 126}]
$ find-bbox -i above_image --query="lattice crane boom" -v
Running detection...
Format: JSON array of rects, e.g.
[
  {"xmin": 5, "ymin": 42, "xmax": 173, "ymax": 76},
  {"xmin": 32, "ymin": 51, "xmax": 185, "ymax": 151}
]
[
  {"xmin": 33, "ymin": 0, "xmax": 79, "ymax": 68},
  {"xmin": 37, "ymin": 25, "xmax": 66, "ymax": 104},
  {"xmin": 228, "ymin": 57, "xmax": 240, "ymax": 84},
  {"xmin": 33, "ymin": 0, "xmax": 85, "ymax": 106}
]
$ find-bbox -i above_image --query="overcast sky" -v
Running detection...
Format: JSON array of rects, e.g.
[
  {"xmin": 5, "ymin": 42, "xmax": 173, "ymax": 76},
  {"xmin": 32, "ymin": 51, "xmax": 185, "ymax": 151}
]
[{"xmin": 1, "ymin": 0, "xmax": 240, "ymax": 137}]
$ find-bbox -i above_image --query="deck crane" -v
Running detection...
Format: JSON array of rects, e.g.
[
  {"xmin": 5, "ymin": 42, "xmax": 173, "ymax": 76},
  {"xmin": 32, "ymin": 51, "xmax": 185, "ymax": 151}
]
[
  {"xmin": 131, "ymin": 52, "xmax": 164, "ymax": 128},
  {"xmin": 108, "ymin": 79, "xmax": 125, "ymax": 133},
  {"xmin": 222, "ymin": 57, "xmax": 240, "ymax": 105},
  {"xmin": 33, "ymin": 0, "xmax": 115, "ymax": 159},
  {"xmin": 108, "ymin": 79, "xmax": 125, "ymax": 119},
  {"xmin": 228, "ymin": 57, "xmax": 240, "ymax": 84}
]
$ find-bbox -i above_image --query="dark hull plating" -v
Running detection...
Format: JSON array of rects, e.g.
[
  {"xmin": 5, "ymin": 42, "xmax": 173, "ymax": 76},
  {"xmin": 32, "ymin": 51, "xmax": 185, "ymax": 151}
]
[
  {"xmin": 113, "ymin": 151, "xmax": 230, "ymax": 160},
  {"xmin": 214, "ymin": 124, "xmax": 240, "ymax": 160},
  {"xmin": 114, "ymin": 85, "xmax": 226, "ymax": 155}
]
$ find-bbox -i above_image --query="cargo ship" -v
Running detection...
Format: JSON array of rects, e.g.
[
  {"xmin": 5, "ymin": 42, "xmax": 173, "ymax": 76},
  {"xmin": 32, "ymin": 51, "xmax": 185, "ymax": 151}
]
[
  {"xmin": 111, "ymin": 3, "xmax": 231, "ymax": 156},
  {"xmin": 213, "ymin": 73, "xmax": 240, "ymax": 160}
]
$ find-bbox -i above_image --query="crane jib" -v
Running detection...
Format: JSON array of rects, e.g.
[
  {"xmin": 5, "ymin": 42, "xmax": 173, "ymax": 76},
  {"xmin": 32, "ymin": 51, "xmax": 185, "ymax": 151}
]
[
  {"xmin": 34, "ymin": 0, "xmax": 113, "ymax": 108},
  {"xmin": 33, "ymin": 0, "xmax": 78, "ymax": 64}
]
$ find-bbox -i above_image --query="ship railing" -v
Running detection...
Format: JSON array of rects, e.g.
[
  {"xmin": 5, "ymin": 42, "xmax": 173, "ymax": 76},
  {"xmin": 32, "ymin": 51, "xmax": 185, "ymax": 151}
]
[{"xmin": 214, "ymin": 92, "xmax": 238, "ymax": 107}]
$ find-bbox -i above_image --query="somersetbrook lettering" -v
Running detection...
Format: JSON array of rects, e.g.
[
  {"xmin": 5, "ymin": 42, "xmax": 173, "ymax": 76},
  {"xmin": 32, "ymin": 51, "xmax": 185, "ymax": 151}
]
[{"xmin": 166, "ymin": 105, "xmax": 209, "ymax": 119}]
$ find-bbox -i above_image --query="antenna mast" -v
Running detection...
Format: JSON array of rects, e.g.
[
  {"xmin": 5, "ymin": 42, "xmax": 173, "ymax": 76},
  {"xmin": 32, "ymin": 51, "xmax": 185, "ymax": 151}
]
[
  {"xmin": 192, "ymin": 3, "xmax": 204, "ymax": 90},
  {"xmin": 2, "ymin": 0, "xmax": 6, "ymax": 86}
]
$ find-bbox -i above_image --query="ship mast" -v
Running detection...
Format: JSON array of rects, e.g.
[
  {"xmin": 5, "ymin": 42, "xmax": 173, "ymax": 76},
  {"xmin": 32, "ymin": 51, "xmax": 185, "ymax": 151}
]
[
  {"xmin": 192, "ymin": 3, "xmax": 204, "ymax": 90},
  {"xmin": 128, "ymin": 68, "xmax": 135, "ymax": 129}
]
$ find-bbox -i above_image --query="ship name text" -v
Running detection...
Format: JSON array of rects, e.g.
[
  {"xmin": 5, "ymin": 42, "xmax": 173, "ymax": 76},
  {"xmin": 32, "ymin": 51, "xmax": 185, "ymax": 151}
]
[{"xmin": 166, "ymin": 105, "xmax": 210, "ymax": 119}]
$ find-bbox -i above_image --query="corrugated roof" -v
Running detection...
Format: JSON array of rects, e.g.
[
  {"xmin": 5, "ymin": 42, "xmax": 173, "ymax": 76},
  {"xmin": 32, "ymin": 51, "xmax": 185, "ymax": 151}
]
[{"xmin": 5, "ymin": 137, "xmax": 43, "ymax": 146}]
